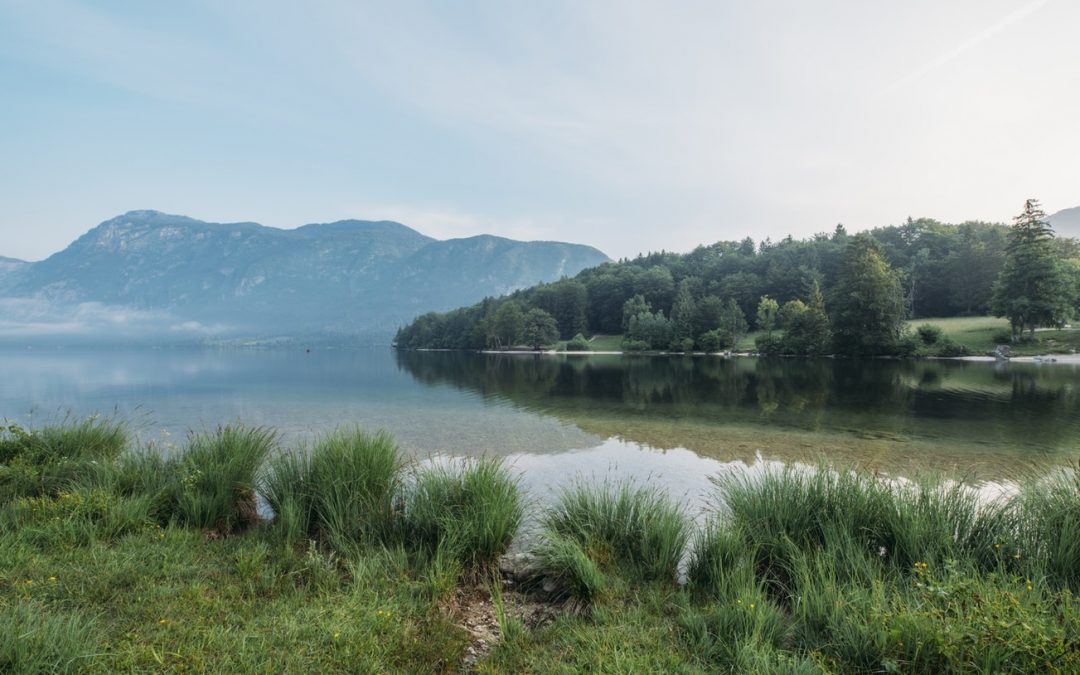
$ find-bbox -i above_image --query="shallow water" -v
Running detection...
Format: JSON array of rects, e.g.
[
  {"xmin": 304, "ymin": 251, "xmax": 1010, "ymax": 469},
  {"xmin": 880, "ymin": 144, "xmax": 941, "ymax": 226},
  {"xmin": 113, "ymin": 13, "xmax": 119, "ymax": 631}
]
[{"xmin": 2, "ymin": 348, "xmax": 1078, "ymax": 510}]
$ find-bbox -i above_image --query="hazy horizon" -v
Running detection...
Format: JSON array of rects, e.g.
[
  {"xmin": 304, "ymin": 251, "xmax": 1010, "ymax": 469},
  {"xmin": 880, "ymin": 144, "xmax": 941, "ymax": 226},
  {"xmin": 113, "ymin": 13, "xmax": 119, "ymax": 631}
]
[{"xmin": 2, "ymin": 0, "xmax": 1079, "ymax": 262}]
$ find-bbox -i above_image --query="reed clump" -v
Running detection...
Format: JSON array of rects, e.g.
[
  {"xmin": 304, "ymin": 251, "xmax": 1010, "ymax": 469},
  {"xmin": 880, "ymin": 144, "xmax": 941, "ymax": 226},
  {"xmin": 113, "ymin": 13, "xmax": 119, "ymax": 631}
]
[
  {"xmin": 405, "ymin": 457, "xmax": 523, "ymax": 573},
  {"xmin": 533, "ymin": 482, "xmax": 690, "ymax": 604},
  {"xmin": 263, "ymin": 428, "xmax": 403, "ymax": 549}
]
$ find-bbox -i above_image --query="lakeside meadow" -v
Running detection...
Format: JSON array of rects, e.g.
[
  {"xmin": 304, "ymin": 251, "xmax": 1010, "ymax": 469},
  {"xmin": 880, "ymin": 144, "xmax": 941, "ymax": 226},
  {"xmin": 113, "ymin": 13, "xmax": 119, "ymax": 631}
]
[{"xmin": 2, "ymin": 419, "xmax": 1079, "ymax": 673}]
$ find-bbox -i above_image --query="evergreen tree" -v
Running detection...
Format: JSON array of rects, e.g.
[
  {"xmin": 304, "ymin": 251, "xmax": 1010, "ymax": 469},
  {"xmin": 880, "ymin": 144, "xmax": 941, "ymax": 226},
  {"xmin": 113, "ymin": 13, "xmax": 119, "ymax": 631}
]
[
  {"xmin": 831, "ymin": 234, "xmax": 905, "ymax": 355},
  {"xmin": 991, "ymin": 199, "xmax": 1073, "ymax": 340},
  {"xmin": 670, "ymin": 280, "xmax": 697, "ymax": 346}
]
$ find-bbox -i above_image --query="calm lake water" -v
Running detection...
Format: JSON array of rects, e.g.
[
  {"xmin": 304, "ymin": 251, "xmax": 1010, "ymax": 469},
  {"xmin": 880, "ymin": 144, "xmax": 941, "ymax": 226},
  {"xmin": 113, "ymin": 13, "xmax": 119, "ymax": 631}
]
[{"xmin": 2, "ymin": 348, "xmax": 1079, "ymax": 507}]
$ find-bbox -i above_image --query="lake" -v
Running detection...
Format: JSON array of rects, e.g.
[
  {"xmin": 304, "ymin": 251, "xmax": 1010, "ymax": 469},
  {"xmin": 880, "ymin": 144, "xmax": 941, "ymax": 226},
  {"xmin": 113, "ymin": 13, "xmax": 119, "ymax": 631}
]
[{"xmin": 2, "ymin": 348, "xmax": 1079, "ymax": 508}]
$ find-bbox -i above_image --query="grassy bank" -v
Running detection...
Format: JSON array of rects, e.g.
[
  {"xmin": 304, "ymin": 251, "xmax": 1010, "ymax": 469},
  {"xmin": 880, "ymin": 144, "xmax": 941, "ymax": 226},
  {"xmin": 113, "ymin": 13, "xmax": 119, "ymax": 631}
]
[
  {"xmin": 905, "ymin": 316, "xmax": 1080, "ymax": 356},
  {"xmin": 553, "ymin": 317, "xmax": 1080, "ymax": 356},
  {"xmin": 3, "ymin": 420, "xmax": 1079, "ymax": 672}
]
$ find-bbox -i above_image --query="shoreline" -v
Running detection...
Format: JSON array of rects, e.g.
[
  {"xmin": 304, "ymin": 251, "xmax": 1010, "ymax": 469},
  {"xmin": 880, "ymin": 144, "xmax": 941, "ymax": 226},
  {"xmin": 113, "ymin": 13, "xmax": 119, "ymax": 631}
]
[{"xmin": 447, "ymin": 348, "xmax": 1080, "ymax": 364}]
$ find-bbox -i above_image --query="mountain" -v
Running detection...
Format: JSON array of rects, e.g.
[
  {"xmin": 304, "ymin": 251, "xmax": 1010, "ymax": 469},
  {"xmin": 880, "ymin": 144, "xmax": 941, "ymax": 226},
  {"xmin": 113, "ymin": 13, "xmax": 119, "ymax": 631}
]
[
  {"xmin": 1048, "ymin": 206, "xmax": 1080, "ymax": 239},
  {"xmin": 0, "ymin": 256, "xmax": 28, "ymax": 293},
  {"xmin": 0, "ymin": 210, "xmax": 609, "ymax": 344}
]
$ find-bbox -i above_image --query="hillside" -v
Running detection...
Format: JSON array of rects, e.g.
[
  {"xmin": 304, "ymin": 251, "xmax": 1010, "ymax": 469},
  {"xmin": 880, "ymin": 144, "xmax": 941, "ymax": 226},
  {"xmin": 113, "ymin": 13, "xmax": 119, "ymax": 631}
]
[
  {"xmin": 1049, "ymin": 205, "xmax": 1080, "ymax": 238},
  {"xmin": 0, "ymin": 256, "xmax": 27, "ymax": 293},
  {"xmin": 396, "ymin": 215, "xmax": 1080, "ymax": 352},
  {"xmin": 0, "ymin": 211, "xmax": 609, "ymax": 344}
]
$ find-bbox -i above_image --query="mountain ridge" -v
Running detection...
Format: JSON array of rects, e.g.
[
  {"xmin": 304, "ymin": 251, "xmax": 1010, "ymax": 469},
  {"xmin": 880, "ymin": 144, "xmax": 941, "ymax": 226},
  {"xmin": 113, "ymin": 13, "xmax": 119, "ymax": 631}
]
[
  {"xmin": 1049, "ymin": 206, "xmax": 1080, "ymax": 239},
  {"xmin": 0, "ymin": 210, "xmax": 609, "ymax": 344}
]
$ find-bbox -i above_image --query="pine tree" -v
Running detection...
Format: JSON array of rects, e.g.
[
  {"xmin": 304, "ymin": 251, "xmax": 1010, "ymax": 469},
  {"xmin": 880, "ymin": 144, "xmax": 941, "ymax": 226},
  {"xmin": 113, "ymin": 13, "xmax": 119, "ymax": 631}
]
[
  {"xmin": 991, "ymin": 199, "xmax": 1073, "ymax": 341},
  {"xmin": 831, "ymin": 234, "xmax": 905, "ymax": 355},
  {"xmin": 670, "ymin": 280, "xmax": 697, "ymax": 346}
]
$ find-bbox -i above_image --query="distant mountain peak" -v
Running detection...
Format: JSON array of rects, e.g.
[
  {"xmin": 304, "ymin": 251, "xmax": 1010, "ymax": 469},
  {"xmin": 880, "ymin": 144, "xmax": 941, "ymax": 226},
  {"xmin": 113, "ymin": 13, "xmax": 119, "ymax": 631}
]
[{"xmin": 1048, "ymin": 205, "xmax": 1080, "ymax": 239}]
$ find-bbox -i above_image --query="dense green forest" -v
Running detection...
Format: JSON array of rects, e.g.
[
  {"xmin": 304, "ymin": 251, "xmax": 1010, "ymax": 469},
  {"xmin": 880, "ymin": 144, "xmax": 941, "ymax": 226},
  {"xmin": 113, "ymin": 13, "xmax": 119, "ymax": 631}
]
[{"xmin": 396, "ymin": 204, "xmax": 1080, "ymax": 356}]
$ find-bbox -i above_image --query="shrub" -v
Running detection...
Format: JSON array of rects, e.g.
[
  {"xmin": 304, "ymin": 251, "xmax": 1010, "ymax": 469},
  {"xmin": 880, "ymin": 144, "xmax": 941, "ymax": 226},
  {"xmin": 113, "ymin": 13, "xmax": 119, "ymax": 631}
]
[
  {"xmin": 264, "ymin": 428, "xmax": 403, "ymax": 548},
  {"xmin": 541, "ymin": 482, "xmax": 689, "ymax": 585},
  {"xmin": 992, "ymin": 329, "xmax": 1013, "ymax": 344},
  {"xmin": 621, "ymin": 339, "xmax": 650, "ymax": 352},
  {"xmin": 894, "ymin": 332, "xmax": 921, "ymax": 357},
  {"xmin": 565, "ymin": 334, "xmax": 591, "ymax": 351},
  {"xmin": 669, "ymin": 337, "xmax": 695, "ymax": 353},
  {"xmin": 753, "ymin": 334, "xmax": 783, "ymax": 355},
  {"xmin": 935, "ymin": 338, "xmax": 971, "ymax": 357},
  {"xmin": 405, "ymin": 458, "xmax": 523, "ymax": 573},
  {"xmin": 916, "ymin": 323, "xmax": 943, "ymax": 345},
  {"xmin": 698, "ymin": 329, "xmax": 725, "ymax": 353}
]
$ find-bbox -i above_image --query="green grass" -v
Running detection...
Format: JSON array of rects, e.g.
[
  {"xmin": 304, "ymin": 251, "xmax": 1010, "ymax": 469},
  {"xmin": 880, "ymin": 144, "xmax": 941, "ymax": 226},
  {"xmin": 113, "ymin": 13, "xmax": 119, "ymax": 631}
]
[
  {"xmin": 559, "ymin": 317, "xmax": 1080, "ymax": 357},
  {"xmin": 3, "ymin": 420, "xmax": 1080, "ymax": 672},
  {"xmin": 539, "ymin": 482, "xmax": 690, "ymax": 590},
  {"xmin": 405, "ymin": 458, "xmax": 523, "ymax": 574},
  {"xmin": 906, "ymin": 315, "xmax": 1080, "ymax": 356},
  {"xmin": 0, "ymin": 418, "xmax": 126, "ymax": 502},
  {"xmin": 263, "ymin": 428, "xmax": 403, "ymax": 549}
]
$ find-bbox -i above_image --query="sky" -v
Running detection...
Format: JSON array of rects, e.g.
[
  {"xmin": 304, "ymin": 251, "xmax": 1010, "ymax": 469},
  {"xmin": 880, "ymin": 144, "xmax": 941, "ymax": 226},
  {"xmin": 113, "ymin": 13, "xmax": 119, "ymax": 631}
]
[{"xmin": 1, "ymin": 0, "xmax": 1078, "ymax": 262}]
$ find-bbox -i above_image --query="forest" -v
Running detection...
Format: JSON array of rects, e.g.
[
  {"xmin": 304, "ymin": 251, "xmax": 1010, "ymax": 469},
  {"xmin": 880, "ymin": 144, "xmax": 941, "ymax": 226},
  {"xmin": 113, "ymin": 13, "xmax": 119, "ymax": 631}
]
[{"xmin": 395, "ymin": 203, "xmax": 1080, "ymax": 357}]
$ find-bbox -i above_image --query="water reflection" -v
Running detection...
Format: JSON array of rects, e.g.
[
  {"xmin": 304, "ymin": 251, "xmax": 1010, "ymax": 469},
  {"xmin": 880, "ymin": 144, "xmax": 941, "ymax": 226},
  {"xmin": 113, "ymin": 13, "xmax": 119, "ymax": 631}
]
[
  {"xmin": 396, "ymin": 351, "xmax": 1080, "ymax": 479},
  {"xmin": 2, "ymin": 348, "xmax": 1077, "ymax": 492}
]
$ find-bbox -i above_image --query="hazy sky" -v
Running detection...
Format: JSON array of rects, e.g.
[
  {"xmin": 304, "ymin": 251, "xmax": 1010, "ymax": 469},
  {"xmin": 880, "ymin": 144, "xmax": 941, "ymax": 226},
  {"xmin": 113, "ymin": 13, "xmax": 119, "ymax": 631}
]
[{"xmin": 2, "ymin": 0, "xmax": 1078, "ymax": 261}]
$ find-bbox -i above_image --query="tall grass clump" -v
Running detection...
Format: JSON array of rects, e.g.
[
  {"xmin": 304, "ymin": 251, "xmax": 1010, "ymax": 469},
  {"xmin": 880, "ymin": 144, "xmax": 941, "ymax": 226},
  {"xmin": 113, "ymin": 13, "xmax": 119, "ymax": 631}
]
[
  {"xmin": 717, "ymin": 463, "xmax": 1007, "ymax": 593},
  {"xmin": 167, "ymin": 425, "xmax": 274, "ymax": 533},
  {"xmin": 540, "ymin": 482, "xmax": 690, "ymax": 586},
  {"xmin": 686, "ymin": 521, "xmax": 757, "ymax": 597},
  {"xmin": 0, "ymin": 489, "xmax": 156, "ymax": 549},
  {"xmin": 263, "ymin": 428, "xmax": 403, "ymax": 549},
  {"xmin": 405, "ymin": 457, "xmax": 523, "ymax": 573},
  {"xmin": 0, "ymin": 602, "xmax": 101, "ymax": 673},
  {"xmin": 1011, "ymin": 463, "xmax": 1080, "ymax": 589},
  {"xmin": 0, "ymin": 418, "xmax": 126, "ymax": 502}
]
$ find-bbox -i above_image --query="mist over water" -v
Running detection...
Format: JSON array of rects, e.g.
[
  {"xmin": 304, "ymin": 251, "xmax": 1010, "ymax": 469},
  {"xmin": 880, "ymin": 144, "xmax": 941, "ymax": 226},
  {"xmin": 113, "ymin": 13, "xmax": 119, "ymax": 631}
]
[{"xmin": 3, "ymin": 348, "xmax": 1078, "ymax": 508}]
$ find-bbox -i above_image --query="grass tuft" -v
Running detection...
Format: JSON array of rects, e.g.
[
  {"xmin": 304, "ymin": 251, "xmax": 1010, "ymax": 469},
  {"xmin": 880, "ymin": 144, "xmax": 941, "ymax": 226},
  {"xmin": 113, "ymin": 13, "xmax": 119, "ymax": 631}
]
[
  {"xmin": 1011, "ymin": 463, "xmax": 1080, "ymax": 589},
  {"xmin": 0, "ymin": 418, "xmax": 126, "ymax": 503},
  {"xmin": 263, "ymin": 428, "xmax": 403, "ymax": 548},
  {"xmin": 168, "ymin": 425, "xmax": 275, "ymax": 533},
  {"xmin": 405, "ymin": 457, "xmax": 523, "ymax": 574},
  {"xmin": 541, "ymin": 481, "xmax": 690, "ymax": 586}
]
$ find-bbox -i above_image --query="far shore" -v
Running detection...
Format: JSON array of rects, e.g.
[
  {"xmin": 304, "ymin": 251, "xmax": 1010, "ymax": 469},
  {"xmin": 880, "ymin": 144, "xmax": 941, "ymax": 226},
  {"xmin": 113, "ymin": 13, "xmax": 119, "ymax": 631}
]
[{"xmin": 452, "ymin": 348, "xmax": 1080, "ymax": 364}]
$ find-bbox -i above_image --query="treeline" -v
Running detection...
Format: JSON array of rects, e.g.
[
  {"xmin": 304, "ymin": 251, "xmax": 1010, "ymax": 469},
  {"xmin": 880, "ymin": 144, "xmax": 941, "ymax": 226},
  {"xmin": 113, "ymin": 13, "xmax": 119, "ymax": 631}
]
[{"xmin": 395, "ymin": 204, "xmax": 1080, "ymax": 356}]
